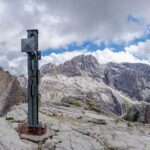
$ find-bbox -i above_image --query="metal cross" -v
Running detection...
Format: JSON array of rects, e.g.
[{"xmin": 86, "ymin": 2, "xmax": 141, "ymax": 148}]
[{"xmin": 21, "ymin": 29, "xmax": 41, "ymax": 128}]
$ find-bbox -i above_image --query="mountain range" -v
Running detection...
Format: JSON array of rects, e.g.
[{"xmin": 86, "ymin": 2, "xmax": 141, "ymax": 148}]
[
  {"xmin": 41, "ymin": 54, "xmax": 150, "ymax": 102},
  {"xmin": 40, "ymin": 54, "xmax": 150, "ymax": 123}
]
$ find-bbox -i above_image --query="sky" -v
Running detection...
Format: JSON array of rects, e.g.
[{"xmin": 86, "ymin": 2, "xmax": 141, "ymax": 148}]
[{"xmin": 0, "ymin": 0, "xmax": 150, "ymax": 75}]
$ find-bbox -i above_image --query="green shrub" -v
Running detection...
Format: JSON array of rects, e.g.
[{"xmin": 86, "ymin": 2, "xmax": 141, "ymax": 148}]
[
  {"xmin": 86, "ymin": 100, "xmax": 101, "ymax": 113},
  {"xmin": 6, "ymin": 117, "xmax": 14, "ymax": 121},
  {"xmin": 123, "ymin": 105, "xmax": 139, "ymax": 122}
]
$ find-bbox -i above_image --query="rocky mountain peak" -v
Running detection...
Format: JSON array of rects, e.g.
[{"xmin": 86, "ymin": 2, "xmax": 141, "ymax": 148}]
[
  {"xmin": 59, "ymin": 54, "xmax": 101, "ymax": 77},
  {"xmin": 41, "ymin": 54, "xmax": 103, "ymax": 78},
  {"xmin": 69, "ymin": 54, "xmax": 99, "ymax": 65},
  {"xmin": 40, "ymin": 63, "xmax": 57, "ymax": 75}
]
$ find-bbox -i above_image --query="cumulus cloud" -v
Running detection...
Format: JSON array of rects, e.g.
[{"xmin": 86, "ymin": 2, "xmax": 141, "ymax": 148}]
[
  {"xmin": 41, "ymin": 49, "xmax": 150, "ymax": 67},
  {"xmin": 125, "ymin": 40, "xmax": 150, "ymax": 59},
  {"xmin": 0, "ymin": 0, "xmax": 150, "ymax": 74},
  {"xmin": 91, "ymin": 49, "xmax": 148, "ymax": 64},
  {"xmin": 40, "ymin": 50, "xmax": 87, "ymax": 66}
]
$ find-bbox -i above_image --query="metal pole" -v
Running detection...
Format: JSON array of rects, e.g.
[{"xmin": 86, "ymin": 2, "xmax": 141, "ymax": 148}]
[{"xmin": 21, "ymin": 29, "xmax": 41, "ymax": 128}]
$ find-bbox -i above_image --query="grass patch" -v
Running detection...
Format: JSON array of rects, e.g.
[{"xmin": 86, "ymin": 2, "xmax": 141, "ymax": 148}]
[
  {"xmin": 86, "ymin": 100, "xmax": 101, "ymax": 113},
  {"xmin": 69, "ymin": 101, "xmax": 81, "ymax": 107}
]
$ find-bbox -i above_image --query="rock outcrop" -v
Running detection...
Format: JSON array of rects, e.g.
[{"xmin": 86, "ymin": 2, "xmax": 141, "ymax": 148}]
[
  {"xmin": 0, "ymin": 68, "xmax": 26, "ymax": 114},
  {"xmin": 138, "ymin": 102, "xmax": 150, "ymax": 123},
  {"xmin": 0, "ymin": 116, "xmax": 37, "ymax": 150},
  {"xmin": 103, "ymin": 62, "xmax": 150, "ymax": 101}
]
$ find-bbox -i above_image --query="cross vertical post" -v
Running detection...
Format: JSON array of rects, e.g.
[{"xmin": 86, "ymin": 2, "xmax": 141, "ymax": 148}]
[
  {"xmin": 26, "ymin": 30, "xmax": 40, "ymax": 127},
  {"xmin": 19, "ymin": 29, "xmax": 46, "ymax": 136},
  {"xmin": 22, "ymin": 29, "xmax": 41, "ymax": 128}
]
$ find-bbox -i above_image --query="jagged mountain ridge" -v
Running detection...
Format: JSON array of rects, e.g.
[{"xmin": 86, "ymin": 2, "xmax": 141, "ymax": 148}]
[{"xmin": 41, "ymin": 55, "xmax": 105, "ymax": 79}]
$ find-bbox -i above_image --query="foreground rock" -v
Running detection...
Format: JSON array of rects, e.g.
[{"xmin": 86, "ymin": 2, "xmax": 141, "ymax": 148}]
[
  {"xmin": 3, "ymin": 103, "xmax": 150, "ymax": 150},
  {"xmin": 0, "ymin": 117, "xmax": 37, "ymax": 150}
]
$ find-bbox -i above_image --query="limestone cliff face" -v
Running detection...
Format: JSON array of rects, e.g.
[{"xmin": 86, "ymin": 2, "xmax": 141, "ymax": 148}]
[
  {"xmin": 103, "ymin": 62, "xmax": 150, "ymax": 102},
  {"xmin": 0, "ymin": 68, "xmax": 26, "ymax": 114}
]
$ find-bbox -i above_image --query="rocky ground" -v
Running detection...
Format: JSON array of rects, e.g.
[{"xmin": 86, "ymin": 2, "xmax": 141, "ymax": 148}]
[{"xmin": 1, "ymin": 103, "xmax": 150, "ymax": 150}]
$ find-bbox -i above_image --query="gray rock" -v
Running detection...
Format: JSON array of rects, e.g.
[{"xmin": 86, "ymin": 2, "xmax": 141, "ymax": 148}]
[
  {"xmin": 40, "ymin": 75, "xmax": 132, "ymax": 116},
  {"xmin": 0, "ymin": 117, "xmax": 37, "ymax": 150},
  {"xmin": 138, "ymin": 102, "xmax": 150, "ymax": 123},
  {"xmin": 41, "ymin": 63, "xmax": 57, "ymax": 75},
  {"xmin": 0, "ymin": 68, "xmax": 26, "ymax": 115},
  {"xmin": 103, "ymin": 62, "xmax": 150, "ymax": 102}
]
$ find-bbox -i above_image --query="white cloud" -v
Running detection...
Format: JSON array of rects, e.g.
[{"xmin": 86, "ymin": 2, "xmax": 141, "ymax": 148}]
[
  {"xmin": 40, "ymin": 50, "xmax": 87, "ymax": 67},
  {"xmin": 1, "ymin": 0, "xmax": 150, "ymax": 50},
  {"xmin": 125, "ymin": 40, "xmax": 150, "ymax": 59},
  {"xmin": 91, "ymin": 49, "xmax": 148, "ymax": 64},
  {"xmin": 0, "ymin": 0, "xmax": 150, "ymax": 74},
  {"xmin": 41, "ymin": 49, "xmax": 150, "ymax": 68}
]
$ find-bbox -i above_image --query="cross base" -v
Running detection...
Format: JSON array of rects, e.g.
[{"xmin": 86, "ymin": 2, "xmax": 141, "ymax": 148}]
[{"xmin": 18, "ymin": 122, "xmax": 47, "ymax": 136}]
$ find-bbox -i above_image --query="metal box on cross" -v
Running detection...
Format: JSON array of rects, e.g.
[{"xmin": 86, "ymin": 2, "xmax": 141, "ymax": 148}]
[{"xmin": 21, "ymin": 30, "xmax": 38, "ymax": 52}]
